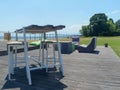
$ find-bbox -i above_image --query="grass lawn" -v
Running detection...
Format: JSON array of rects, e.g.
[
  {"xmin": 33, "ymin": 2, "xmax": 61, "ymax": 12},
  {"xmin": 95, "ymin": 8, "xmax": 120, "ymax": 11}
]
[{"xmin": 80, "ymin": 36, "xmax": 120, "ymax": 58}]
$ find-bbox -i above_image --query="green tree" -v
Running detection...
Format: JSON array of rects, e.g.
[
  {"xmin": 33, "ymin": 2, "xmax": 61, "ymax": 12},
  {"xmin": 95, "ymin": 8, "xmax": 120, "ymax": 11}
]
[
  {"xmin": 115, "ymin": 19, "xmax": 120, "ymax": 29},
  {"xmin": 80, "ymin": 25, "xmax": 89, "ymax": 36},
  {"xmin": 90, "ymin": 13, "xmax": 107, "ymax": 25},
  {"xmin": 89, "ymin": 13, "xmax": 109, "ymax": 36},
  {"xmin": 113, "ymin": 19, "xmax": 120, "ymax": 35},
  {"xmin": 80, "ymin": 13, "xmax": 120, "ymax": 36},
  {"xmin": 107, "ymin": 18, "xmax": 116, "ymax": 35}
]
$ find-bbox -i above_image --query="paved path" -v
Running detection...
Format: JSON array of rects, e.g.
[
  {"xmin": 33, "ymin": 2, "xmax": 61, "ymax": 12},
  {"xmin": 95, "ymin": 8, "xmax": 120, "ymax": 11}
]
[{"xmin": 0, "ymin": 46, "xmax": 120, "ymax": 90}]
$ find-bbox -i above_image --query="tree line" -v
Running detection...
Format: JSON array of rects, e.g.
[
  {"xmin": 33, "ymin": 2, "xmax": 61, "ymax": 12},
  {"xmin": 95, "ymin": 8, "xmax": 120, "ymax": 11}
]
[{"xmin": 80, "ymin": 13, "xmax": 120, "ymax": 36}]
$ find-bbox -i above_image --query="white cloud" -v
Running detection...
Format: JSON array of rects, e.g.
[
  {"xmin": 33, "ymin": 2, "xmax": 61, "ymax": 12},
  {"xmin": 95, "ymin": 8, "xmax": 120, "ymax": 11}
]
[
  {"xmin": 68, "ymin": 22, "xmax": 88, "ymax": 32},
  {"xmin": 107, "ymin": 10, "xmax": 120, "ymax": 16},
  {"xmin": 68, "ymin": 24, "xmax": 82, "ymax": 30},
  {"xmin": 58, "ymin": 22, "xmax": 88, "ymax": 35}
]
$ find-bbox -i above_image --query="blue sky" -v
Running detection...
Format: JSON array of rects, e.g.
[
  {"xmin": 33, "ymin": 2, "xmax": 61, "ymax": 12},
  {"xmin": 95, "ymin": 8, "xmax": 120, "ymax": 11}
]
[{"xmin": 0, "ymin": 0, "xmax": 120, "ymax": 34}]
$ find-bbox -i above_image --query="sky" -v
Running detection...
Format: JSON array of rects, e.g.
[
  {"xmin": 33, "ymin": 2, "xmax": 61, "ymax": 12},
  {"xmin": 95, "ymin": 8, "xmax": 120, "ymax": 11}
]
[{"xmin": 0, "ymin": 0, "xmax": 120, "ymax": 34}]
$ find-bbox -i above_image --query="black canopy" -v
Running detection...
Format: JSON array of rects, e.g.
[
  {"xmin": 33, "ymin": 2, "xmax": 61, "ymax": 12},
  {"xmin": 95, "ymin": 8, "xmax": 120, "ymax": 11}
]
[{"xmin": 15, "ymin": 25, "xmax": 65, "ymax": 33}]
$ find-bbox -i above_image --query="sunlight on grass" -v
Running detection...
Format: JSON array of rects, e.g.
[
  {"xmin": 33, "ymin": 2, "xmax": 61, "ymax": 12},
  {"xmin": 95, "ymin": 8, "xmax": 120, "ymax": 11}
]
[{"xmin": 80, "ymin": 36, "xmax": 120, "ymax": 58}]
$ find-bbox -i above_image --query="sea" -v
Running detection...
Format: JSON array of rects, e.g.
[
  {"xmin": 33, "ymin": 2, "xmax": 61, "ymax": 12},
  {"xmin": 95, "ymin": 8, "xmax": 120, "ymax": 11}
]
[{"xmin": 0, "ymin": 33, "xmax": 81, "ymax": 41}]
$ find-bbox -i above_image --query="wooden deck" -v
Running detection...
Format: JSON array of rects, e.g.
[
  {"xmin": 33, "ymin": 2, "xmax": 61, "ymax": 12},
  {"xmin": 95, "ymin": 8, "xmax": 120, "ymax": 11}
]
[
  {"xmin": 0, "ymin": 41, "xmax": 40, "ymax": 56},
  {"xmin": 0, "ymin": 46, "xmax": 120, "ymax": 90}
]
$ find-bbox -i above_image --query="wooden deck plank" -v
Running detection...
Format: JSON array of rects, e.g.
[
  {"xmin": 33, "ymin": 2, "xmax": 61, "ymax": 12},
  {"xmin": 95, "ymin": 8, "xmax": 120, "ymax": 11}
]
[{"xmin": 0, "ymin": 46, "xmax": 120, "ymax": 90}]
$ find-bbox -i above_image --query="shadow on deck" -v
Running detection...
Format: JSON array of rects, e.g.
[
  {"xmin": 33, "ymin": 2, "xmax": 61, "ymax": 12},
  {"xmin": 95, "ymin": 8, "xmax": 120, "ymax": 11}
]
[{"xmin": 2, "ymin": 67, "xmax": 67, "ymax": 90}]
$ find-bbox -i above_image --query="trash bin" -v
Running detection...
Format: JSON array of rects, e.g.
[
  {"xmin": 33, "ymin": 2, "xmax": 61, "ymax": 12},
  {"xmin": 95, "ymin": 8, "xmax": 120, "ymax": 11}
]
[
  {"xmin": 61, "ymin": 42, "xmax": 72, "ymax": 54},
  {"xmin": 72, "ymin": 36, "xmax": 80, "ymax": 45},
  {"xmin": 72, "ymin": 36, "xmax": 80, "ymax": 49}
]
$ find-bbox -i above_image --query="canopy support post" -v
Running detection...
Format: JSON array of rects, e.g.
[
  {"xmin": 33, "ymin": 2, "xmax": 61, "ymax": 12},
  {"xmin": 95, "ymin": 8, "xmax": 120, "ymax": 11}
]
[{"xmin": 55, "ymin": 30, "xmax": 64, "ymax": 76}]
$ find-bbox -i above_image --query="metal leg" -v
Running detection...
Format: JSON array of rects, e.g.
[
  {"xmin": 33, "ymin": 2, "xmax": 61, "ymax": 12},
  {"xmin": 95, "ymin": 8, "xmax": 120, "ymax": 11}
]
[
  {"xmin": 8, "ymin": 45, "xmax": 14, "ymax": 80},
  {"xmin": 23, "ymin": 28, "xmax": 32, "ymax": 85},
  {"xmin": 14, "ymin": 46, "xmax": 17, "ymax": 67},
  {"xmin": 38, "ymin": 41, "xmax": 41, "ymax": 62},
  {"xmin": 53, "ymin": 43, "xmax": 56, "ymax": 65},
  {"xmin": 42, "ymin": 43, "xmax": 45, "ymax": 67},
  {"xmin": 46, "ymin": 43, "xmax": 48, "ymax": 72},
  {"xmin": 55, "ymin": 31, "xmax": 64, "ymax": 76},
  {"xmin": 26, "ymin": 62, "xmax": 32, "ymax": 85},
  {"xmin": 11, "ymin": 49, "xmax": 14, "ymax": 74},
  {"xmin": 8, "ymin": 45, "xmax": 11, "ymax": 80},
  {"xmin": 9, "ymin": 46, "xmax": 14, "ymax": 74}
]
